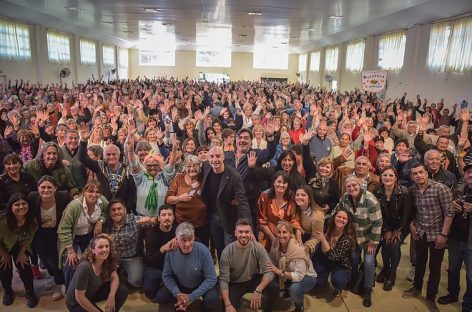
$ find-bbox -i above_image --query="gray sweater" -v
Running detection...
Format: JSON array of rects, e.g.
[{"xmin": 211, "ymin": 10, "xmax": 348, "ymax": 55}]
[{"xmin": 219, "ymin": 241, "xmax": 274, "ymax": 292}]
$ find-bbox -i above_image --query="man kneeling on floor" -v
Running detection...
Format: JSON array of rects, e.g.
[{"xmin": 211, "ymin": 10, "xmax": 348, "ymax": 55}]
[
  {"xmin": 219, "ymin": 218, "xmax": 279, "ymax": 312},
  {"xmin": 155, "ymin": 222, "xmax": 220, "ymax": 311}
]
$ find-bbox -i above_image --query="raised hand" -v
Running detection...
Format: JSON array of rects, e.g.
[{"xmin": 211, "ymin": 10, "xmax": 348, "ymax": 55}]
[
  {"xmin": 301, "ymin": 128, "xmax": 315, "ymax": 144},
  {"xmin": 3, "ymin": 125, "xmax": 14, "ymax": 138},
  {"xmin": 79, "ymin": 124, "xmax": 90, "ymax": 140},
  {"xmin": 247, "ymin": 151, "xmax": 257, "ymax": 168},
  {"xmin": 460, "ymin": 108, "xmax": 470, "ymax": 122}
]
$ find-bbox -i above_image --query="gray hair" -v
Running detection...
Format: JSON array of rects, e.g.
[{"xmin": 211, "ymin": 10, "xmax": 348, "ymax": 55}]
[
  {"xmin": 424, "ymin": 149, "xmax": 440, "ymax": 161},
  {"xmin": 175, "ymin": 222, "xmax": 195, "ymax": 238},
  {"xmin": 344, "ymin": 175, "xmax": 362, "ymax": 186},
  {"xmin": 135, "ymin": 141, "xmax": 152, "ymax": 154},
  {"xmin": 183, "ymin": 154, "xmax": 202, "ymax": 169}
]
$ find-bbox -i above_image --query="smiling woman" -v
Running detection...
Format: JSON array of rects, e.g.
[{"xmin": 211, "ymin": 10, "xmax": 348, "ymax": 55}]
[{"xmin": 0, "ymin": 193, "xmax": 39, "ymax": 308}]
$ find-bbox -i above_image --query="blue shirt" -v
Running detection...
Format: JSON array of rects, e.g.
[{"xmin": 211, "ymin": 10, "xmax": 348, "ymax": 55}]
[{"xmin": 162, "ymin": 241, "xmax": 217, "ymax": 302}]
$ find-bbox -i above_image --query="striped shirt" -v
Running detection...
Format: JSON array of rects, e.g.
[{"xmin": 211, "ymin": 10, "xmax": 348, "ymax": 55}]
[
  {"xmin": 410, "ymin": 179, "xmax": 454, "ymax": 242},
  {"xmin": 336, "ymin": 190, "xmax": 383, "ymax": 247}
]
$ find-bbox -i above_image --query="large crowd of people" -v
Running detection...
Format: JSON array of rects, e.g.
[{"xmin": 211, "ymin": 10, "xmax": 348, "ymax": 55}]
[{"xmin": 0, "ymin": 77, "xmax": 470, "ymax": 312}]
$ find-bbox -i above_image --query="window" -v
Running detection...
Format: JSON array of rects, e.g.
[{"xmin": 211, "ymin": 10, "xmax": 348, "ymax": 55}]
[
  {"xmin": 253, "ymin": 47, "xmax": 288, "ymax": 69},
  {"xmin": 378, "ymin": 31, "xmax": 406, "ymax": 71},
  {"xmin": 325, "ymin": 47, "xmax": 339, "ymax": 72},
  {"xmin": 345, "ymin": 40, "xmax": 365, "ymax": 72},
  {"xmin": 139, "ymin": 49, "xmax": 175, "ymax": 66},
  {"xmin": 298, "ymin": 54, "xmax": 307, "ymax": 72},
  {"xmin": 0, "ymin": 18, "xmax": 31, "ymax": 61},
  {"xmin": 427, "ymin": 17, "xmax": 472, "ymax": 73},
  {"xmin": 47, "ymin": 30, "xmax": 70, "ymax": 63},
  {"xmin": 118, "ymin": 49, "xmax": 128, "ymax": 79},
  {"xmin": 196, "ymin": 48, "xmax": 231, "ymax": 67},
  {"xmin": 310, "ymin": 51, "xmax": 320, "ymax": 71},
  {"xmin": 102, "ymin": 45, "xmax": 115, "ymax": 66},
  {"xmin": 79, "ymin": 39, "xmax": 96, "ymax": 65}
]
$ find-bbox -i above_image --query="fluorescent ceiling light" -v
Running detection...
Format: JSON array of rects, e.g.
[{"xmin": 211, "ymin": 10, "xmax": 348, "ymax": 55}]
[
  {"xmin": 65, "ymin": 6, "xmax": 81, "ymax": 11},
  {"xmin": 142, "ymin": 8, "xmax": 159, "ymax": 13},
  {"xmin": 329, "ymin": 15, "xmax": 343, "ymax": 19},
  {"xmin": 248, "ymin": 12, "xmax": 262, "ymax": 16}
]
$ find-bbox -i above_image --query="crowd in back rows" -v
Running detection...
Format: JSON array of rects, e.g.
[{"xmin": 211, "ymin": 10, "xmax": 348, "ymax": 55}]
[{"xmin": 0, "ymin": 77, "xmax": 471, "ymax": 312}]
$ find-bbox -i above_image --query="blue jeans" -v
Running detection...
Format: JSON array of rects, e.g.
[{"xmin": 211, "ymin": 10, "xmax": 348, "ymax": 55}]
[
  {"xmin": 351, "ymin": 245, "xmax": 376, "ymax": 289},
  {"xmin": 286, "ymin": 275, "xmax": 317, "ymax": 309},
  {"xmin": 142, "ymin": 265, "xmax": 163, "ymax": 301},
  {"xmin": 119, "ymin": 256, "xmax": 143, "ymax": 287},
  {"xmin": 446, "ymin": 238, "xmax": 472, "ymax": 310},
  {"xmin": 314, "ymin": 254, "xmax": 349, "ymax": 291},
  {"xmin": 63, "ymin": 232, "xmax": 93, "ymax": 289},
  {"xmin": 210, "ymin": 215, "xmax": 236, "ymax": 260}
]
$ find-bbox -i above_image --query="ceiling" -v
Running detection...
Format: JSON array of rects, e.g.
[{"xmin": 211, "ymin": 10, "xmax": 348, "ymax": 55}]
[{"xmin": 1, "ymin": 0, "xmax": 471, "ymax": 53}]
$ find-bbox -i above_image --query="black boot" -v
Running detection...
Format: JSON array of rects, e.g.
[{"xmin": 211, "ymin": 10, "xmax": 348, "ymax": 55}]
[
  {"xmin": 376, "ymin": 268, "xmax": 388, "ymax": 283},
  {"xmin": 383, "ymin": 271, "xmax": 396, "ymax": 291},
  {"xmin": 293, "ymin": 306, "xmax": 304, "ymax": 312},
  {"xmin": 2, "ymin": 288, "xmax": 14, "ymax": 306},
  {"xmin": 25, "ymin": 289, "xmax": 38, "ymax": 308},
  {"xmin": 363, "ymin": 287, "xmax": 372, "ymax": 307}
]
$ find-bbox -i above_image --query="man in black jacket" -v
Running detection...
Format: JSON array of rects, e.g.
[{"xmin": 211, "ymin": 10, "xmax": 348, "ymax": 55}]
[{"xmin": 202, "ymin": 146, "xmax": 251, "ymax": 260}]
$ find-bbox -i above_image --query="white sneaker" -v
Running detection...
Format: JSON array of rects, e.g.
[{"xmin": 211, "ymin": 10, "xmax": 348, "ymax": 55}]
[
  {"xmin": 407, "ymin": 266, "xmax": 415, "ymax": 282},
  {"xmin": 51, "ymin": 285, "xmax": 64, "ymax": 301}
]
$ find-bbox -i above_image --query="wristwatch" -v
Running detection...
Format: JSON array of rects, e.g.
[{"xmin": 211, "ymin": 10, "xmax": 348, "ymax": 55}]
[{"xmin": 255, "ymin": 287, "xmax": 263, "ymax": 293}]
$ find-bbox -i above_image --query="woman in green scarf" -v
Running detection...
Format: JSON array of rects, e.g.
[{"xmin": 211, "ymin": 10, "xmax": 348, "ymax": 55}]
[
  {"xmin": 126, "ymin": 119, "xmax": 178, "ymax": 217},
  {"xmin": 267, "ymin": 221, "xmax": 317, "ymax": 312}
]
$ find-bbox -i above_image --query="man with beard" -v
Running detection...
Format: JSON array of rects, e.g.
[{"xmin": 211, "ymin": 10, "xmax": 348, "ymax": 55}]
[
  {"xmin": 143, "ymin": 204, "xmax": 177, "ymax": 302},
  {"xmin": 224, "ymin": 126, "xmax": 277, "ymax": 229},
  {"xmin": 219, "ymin": 218, "xmax": 279, "ymax": 312},
  {"xmin": 403, "ymin": 163, "xmax": 454, "ymax": 312},
  {"xmin": 102, "ymin": 198, "xmax": 156, "ymax": 289},
  {"xmin": 202, "ymin": 146, "xmax": 251, "ymax": 260},
  {"xmin": 156, "ymin": 222, "xmax": 219, "ymax": 312},
  {"xmin": 61, "ymin": 129, "xmax": 87, "ymax": 189}
]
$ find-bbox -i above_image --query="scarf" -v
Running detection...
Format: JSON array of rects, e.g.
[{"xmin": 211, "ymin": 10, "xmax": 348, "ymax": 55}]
[
  {"xmin": 270, "ymin": 237, "xmax": 310, "ymax": 288},
  {"xmin": 308, "ymin": 172, "xmax": 330, "ymax": 189},
  {"xmin": 144, "ymin": 174, "xmax": 158, "ymax": 214},
  {"xmin": 20, "ymin": 145, "xmax": 33, "ymax": 164}
]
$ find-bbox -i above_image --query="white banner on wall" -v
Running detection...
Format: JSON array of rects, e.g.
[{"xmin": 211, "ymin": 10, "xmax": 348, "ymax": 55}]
[{"xmin": 361, "ymin": 70, "xmax": 388, "ymax": 92}]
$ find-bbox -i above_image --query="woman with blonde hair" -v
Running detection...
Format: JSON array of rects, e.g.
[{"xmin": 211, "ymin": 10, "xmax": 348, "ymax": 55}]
[
  {"xmin": 267, "ymin": 221, "xmax": 317, "ymax": 312},
  {"xmin": 65, "ymin": 234, "xmax": 128, "ymax": 312},
  {"xmin": 251, "ymin": 124, "xmax": 267, "ymax": 149}
]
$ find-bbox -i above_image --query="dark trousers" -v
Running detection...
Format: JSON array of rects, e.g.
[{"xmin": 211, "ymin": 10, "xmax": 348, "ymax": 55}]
[
  {"xmin": 67, "ymin": 282, "xmax": 128, "ymax": 312},
  {"xmin": 446, "ymin": 238, "xmax": 472, "ymax": 310},
  {"xmin": 155, "ymin": 281, "xmax": 220, "ymax": 312},
  {"xmin": 195, "ymin": 225, "xmax": 210, "ymax": 248},
  {"xmin": 209, "ymin": 215, "xmax": 236, "ymax": 260},
  {"xmin": 380, "ymin": 226, "xmax": 410, "ymax": 273},
  {"xmin": 413, "ymin": 234, "xmax": 446, "ymax": 300},
  {"xmin": 0, "ymin": 247, "xmax": 33, "ymax": 293},
  {"xmin": 228, "ymin": 275, "xmax": 280, "ymax": 312},
  {"xmin": 35, "ymin": 227, "xmax": 64, "ymax": 285}
]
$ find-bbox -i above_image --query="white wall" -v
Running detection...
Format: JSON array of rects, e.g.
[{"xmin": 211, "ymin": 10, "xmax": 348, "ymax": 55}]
[
  {"xmin": 129, "ymin": 50, "xmax": 299, "ymax": 82},
  {"xmin": 0, "ymin": 24, "xmax": 124, "ymax": 84},
  {"xmin": 309, "ymin": 23, "xmax": 472, "ymax": 107}
]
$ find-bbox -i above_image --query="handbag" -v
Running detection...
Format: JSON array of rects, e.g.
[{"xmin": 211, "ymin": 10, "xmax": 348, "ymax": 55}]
[{"xmin": 350, "ymin": 261, "xmax": 365, "ymax": 295}]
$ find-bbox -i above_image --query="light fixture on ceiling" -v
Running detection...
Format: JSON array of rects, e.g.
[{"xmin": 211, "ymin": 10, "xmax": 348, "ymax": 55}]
[
  {"xmin": 248, "ymin": 12, "xmax": 262, "ymax": 16},
  {"xmin": 238, "ymin": 34, "xmax": 247, "ymax": 37},
  {"xmin": 142, "ymin": 8, "xmax": 159, "ymax": 13},
  {"xmin": 241, "ymin": 25, "xmax": 254, "ymax": 28},
  {"xmin": 101, "ymin": 21, "xmax": 113, "ymax": 24},
  {"xmin": 122, "ymin": 30, "xmax": 133, "ymax": 33},
  {"xmin": 162, "ymin": 22, "xmax": 173, "ymax": 26},
  {"xmin": 64, "ymin": 6, "xmax": 82, "ymax": 11},
  {"xmin": 329, "ymin": 15, "xmax": 343, "ymax": 19},
  {"xmin": 281, "ymin": 42, "xmax": 288, "ymax": 44}
]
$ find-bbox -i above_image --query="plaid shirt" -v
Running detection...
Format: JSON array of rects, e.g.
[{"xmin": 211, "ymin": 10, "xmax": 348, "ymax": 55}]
[
  {"xmin": 336, "ymin": 190, "xmax": 383, "ymax": 247},
  {"xmin": 103, "ymin": 214, "xmax": 144, "ymax": 259},
  {"xmin": 410, "ymin": 179, "xmax": 454, "ymax": 242}
]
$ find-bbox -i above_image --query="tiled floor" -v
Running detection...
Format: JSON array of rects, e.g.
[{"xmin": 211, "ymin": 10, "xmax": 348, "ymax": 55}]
[{"xmin": 1, "ymin": 238, "xmax": 465, "ymax": 311}]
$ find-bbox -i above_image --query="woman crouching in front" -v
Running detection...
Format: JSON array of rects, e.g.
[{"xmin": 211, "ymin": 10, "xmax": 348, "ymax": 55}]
[{"xmin": 66, "ymin": 234, "xmax": 128, "ymax": 312}]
